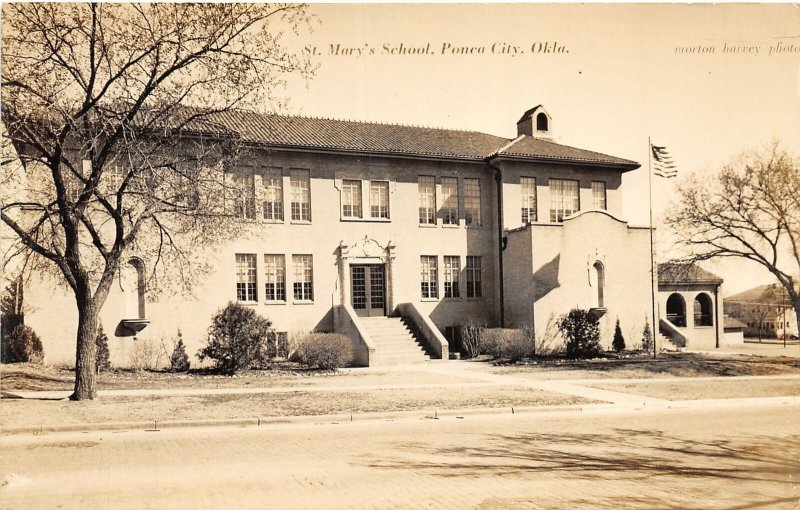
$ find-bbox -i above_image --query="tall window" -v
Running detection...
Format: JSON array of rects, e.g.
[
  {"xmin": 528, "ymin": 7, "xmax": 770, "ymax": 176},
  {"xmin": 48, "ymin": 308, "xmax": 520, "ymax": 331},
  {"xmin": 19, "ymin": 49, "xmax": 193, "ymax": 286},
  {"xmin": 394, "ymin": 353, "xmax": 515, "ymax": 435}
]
[
  {"xmin": 549, "ymin": 178, "xmax": 579, "ymax": 222},
  {"xmin": 235, "ymin": 169, "xmax": 256, "ymax": 219},
  {"xmin": 521, "ymin": 177, "xmax": 537, "ymax": 224},
  {"xmin": 443, "ymin": 256, "xmax": 460, "ymax": 298},
  {"xmin": 290, "ymin": 169, "xmax": 311, "ymax": 221},
  {"xmin": 418, "ymin": 176, "xmax": 436, "ymax": 225},
  {"xmin": 439, "ymin": 177, "xmax": 459, "ymax": 225},
  {"xmin": 420, "ymin": 256, "xmax": 438, "ymax": 299},
  {"xmin": 263, "ymin": 168, "xmax": 283, "ymax": 221},
  {"xmin": 466, "ymin": 256, "xmax": 482, "ymax": 298},
  {"xmin": 463, "ymin": 178, "xmax": 481, "ymax": 226},
  {"xmin": 292, "ymin": 255, "xmax": 313, "ymax": 301},
  {"xmin": 264, "ymin": 254, "xmax": 286, "ymax": 302},
  {"xmin": 536, "ymin": 112, "xmax": 549, "ymax": 132},
  {"xmin": 592, "ymin": 181, "xmax": 607, "ymax": 210},
  {"xmin": 235, "ymin": 254, "xmax": 257, "ymax": 302},
  {"xmin": 593, "ymin": 261, "xmax": 605, "ymax": 308},
  {"xmin": 342, "ymin": 180, "xmax": 362, "ymax": 218},
  {"xmin": 370, "ymin": 181, "xmax": 390, "ymax": 219}
]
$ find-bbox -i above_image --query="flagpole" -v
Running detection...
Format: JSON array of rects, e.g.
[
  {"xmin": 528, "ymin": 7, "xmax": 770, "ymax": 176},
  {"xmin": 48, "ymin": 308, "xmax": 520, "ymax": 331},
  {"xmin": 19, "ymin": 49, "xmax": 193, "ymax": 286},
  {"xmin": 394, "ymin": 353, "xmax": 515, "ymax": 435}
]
[{"xmin": 648, "ymin": 137, "xmax": 657, "ymax": 360}]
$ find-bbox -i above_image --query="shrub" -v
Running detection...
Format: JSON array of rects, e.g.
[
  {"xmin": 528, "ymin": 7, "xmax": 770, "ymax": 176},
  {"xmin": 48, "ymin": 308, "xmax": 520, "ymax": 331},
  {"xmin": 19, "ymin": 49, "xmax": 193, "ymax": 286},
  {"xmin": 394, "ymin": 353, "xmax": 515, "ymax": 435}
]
[
  {"xmin": 197, "ymin": 302, "xmax": 272, "ymax": 373},
  {"xmin": 1, "ymin": 324, "xmax": 44, "ymax": 364},
  {"xmin": 558, "ymin": 309, "xmax": 602, "ymax": 359},
  {"xmin": 129, "ymin": 337, "xmax": 158, "ymax": 371},
  {"xmin": 95, "ymin": 323, "xmax": 111, "ymax": 373},
  {"xmin": 459, "ymin": 317, "xmax": 483, "ymax": 358},
  {"xmin": 641, "ymin": 317, "xmax": 654, "ymax": 352},
  {"xmin": 532, "ymin": 314, "xmax": 566, "ymax": 356},
  {"xmin": 482, "ymin": 328, "xmax": 533, "ymax": 362},
  {"xmin": 612, "ymin": 318, "xmax": 626, "ymax": 352},
  {"xmin": 170, "ymin": 330, "xmax": 190, "ymax": 372},
  {"xmin": 294, "ymin": 332, "xmax": 352, "ymax": 370}
]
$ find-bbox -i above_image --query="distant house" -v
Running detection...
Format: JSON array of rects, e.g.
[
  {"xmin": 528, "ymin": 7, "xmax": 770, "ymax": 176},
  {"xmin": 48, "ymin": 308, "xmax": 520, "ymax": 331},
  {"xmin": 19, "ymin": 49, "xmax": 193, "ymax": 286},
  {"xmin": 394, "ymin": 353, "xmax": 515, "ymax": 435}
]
[
  {"xmin": 725, "ymin": 284, "xmax": 799, "ymax": 340},
  {"xmin": 657, "ymin": 263, "xmax": 731, "ymax": 349},
  {"xmin": 14, "ymin": 105, "xmax": 667, "ymax": 367},
  {"xmin": 723, "ymin": 316, "xmax": 746, "ymax": 344}
]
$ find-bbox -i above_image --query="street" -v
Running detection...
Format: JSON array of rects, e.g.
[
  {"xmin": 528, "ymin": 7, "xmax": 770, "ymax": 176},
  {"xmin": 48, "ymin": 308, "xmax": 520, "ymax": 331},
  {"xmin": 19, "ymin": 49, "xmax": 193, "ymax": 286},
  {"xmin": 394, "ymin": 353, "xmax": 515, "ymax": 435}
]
[{"xmin": 2, "ymin": 403, "xmax": 798, "ymax": 509}]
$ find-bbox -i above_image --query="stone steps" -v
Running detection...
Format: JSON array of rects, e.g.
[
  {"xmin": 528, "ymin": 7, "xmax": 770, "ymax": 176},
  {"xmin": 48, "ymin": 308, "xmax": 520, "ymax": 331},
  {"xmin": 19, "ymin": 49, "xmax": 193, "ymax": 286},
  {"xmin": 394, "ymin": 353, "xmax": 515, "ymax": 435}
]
[{"xmin": 358, "ymin": 317, "xmax": 430, "ymax": 366}]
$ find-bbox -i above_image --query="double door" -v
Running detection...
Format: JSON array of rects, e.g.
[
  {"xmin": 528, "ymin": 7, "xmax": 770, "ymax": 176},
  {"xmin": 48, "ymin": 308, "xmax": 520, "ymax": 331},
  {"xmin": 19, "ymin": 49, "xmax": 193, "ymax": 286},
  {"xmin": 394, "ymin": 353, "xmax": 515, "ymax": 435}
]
[{"xmin": 351, "ymin": 264, "xmax": 386, "ymax": 317}]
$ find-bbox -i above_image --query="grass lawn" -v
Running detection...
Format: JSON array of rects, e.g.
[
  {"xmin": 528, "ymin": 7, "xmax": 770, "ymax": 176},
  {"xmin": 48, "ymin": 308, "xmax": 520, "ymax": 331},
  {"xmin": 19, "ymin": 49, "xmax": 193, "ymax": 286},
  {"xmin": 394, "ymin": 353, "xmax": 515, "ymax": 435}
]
[
  {"xmin": 489, "ymin": 353, "xmax": 800, "ymax": 380},
  {"xmin": 586, "ymin": 378, "xmax": 800, "ymax": 401},
  {"xmin": 0, "ymin": 386, "xmax": 590, "ymax": 430}
]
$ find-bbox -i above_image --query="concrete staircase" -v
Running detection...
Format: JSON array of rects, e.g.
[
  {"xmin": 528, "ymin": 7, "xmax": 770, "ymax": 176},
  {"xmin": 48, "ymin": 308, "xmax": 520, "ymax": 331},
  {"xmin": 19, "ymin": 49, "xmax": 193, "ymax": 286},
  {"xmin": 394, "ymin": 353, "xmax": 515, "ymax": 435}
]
[
  {"xmin": 658, "ymin": 333, "xmax": 682, "ymax": 352},
  {"xmin": 358, "ymin": 316, "xmax": 431, "ymax": 366}
]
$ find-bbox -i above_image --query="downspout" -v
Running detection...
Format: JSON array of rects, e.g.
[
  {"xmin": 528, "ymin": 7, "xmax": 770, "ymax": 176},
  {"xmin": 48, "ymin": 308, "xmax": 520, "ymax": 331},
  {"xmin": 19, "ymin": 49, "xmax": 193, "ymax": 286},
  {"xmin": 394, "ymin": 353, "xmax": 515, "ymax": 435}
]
[
  {"xmin": 714, "ymin": 284, "xmax": 720, "ymax": 348},
  {"xmin": 490, "ymin": 162, "xmax": 505, "ymax": 327}
]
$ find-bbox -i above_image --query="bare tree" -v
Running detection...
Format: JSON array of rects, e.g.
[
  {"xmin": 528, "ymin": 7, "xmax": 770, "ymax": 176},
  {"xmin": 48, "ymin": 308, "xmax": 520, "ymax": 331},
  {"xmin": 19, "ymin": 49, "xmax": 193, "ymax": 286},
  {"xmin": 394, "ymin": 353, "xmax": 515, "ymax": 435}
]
[
  {"xmin": 666, "ymin": 142, "xmax": 800, "ymax": 339},
  {"xmin": 1, "ymin": 3, "xmax": 314, "ymax": 400}
]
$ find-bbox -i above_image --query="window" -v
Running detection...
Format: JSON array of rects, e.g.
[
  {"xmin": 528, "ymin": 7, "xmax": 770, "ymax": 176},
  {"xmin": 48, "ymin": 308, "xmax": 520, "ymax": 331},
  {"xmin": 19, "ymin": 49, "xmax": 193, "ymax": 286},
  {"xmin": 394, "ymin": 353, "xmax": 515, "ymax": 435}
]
[
  {"xmin": 466, "ymin": 256, "xmax": 482, "ymax": 298},
  {"xmin": 592, "ymin": 181, "xmax": 607, "ymax": 210},
  {"xmin": 521, "ymin": 177, "xmax": 537, "ymax": 224},
  {"xmin": 536, "ymin": 112, "xmax": 548, "ymax": 132},
  {"xmin": 290, "ymin": 169, "xmax": 311, "ymax": 221},
  {"xmin": 418, "ymin": 176, "xmax": 436, "ymax": 225},
  {"xmin": 593, "ymin": 261, "xmax": 605, "ymax": 308},
  {"xmin": 370, "ymin": 181, "xmax": 390, "ymax": 219},
  {"xmin": 341, "ymin": 180, "xmax": 362, "ymax": 218},
  {"xmin": 443, "ymin": 256, "xmax": 460, "ymax": 298},
  {"xmin": 105, "ymin": 164, "xmax": 125, "ymax": 195},
  {"xmin": 463, "ymin": 178, "xmax": 481, "ymax": 226},
  {"xmin": 666, "ymin": 293, "xmax": 686, "ymax": 327},
  {"xmin": 439, "ymin": 177, "xmax": 459, "ymax": 225},
  {"xmin": 694, "ymin": 293, "xmax": 713, "ymax": 326},
  {"xmin": 263, "ymin": 168, "xmax": 283, "ymax": 221},
  {"xmin": 292, "ymin": 255, "xmax": 313, "ymax": 301},
  {"xmin": 420, "ymin": 255, "xmax": 438, "ymax": 299},
  {"xmin": 235, "ymin": 254, "xmax": 257, "ymax": 302},
  {"xmin": 264, "ymin": 255, "xmax": 286, "ymax": 302},
  {"xmin": 235, "ymin": 169, "xmax": 256, "ymax": 219},
  {"xmin": 549, "ymin": 178, "xmax": 579, "ymax": 222}
]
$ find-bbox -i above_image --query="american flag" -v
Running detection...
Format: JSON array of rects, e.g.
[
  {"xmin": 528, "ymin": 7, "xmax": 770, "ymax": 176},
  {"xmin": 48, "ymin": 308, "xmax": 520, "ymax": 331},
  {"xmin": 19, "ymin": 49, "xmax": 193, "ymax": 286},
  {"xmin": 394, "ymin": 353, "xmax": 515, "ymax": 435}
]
[{"xmin": 651, "ymin": 144, "xmax": 677, "ymax": 178}]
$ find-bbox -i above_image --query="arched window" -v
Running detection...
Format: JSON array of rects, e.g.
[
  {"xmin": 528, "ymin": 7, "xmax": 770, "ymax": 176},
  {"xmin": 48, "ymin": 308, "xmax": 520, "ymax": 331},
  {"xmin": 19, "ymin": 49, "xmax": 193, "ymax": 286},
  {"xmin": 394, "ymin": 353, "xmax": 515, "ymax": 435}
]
[
  {"xmin": 592, "ymin": 261, "xmax": 605, "ymax": 308},
  {"xmin": 536, "ymin": 112, "xmax": 549, "ymax": 132},
  {"xmin": 124, "ymin": 258, "xmax": 146, "ymax": 319},
  {"xmin": 694, "ymin": 293, "xmax": 713, "ymax": 326},
  {"xmin": 666, "ymin": 293, "xmax": 686, "ymax": 327}
]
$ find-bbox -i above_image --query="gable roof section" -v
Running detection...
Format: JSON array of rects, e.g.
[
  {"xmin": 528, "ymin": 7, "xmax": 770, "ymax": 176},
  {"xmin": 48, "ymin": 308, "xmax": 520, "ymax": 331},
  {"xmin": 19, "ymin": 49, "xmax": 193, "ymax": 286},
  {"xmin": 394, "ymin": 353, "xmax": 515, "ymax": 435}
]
[
  {"xmin": 658, "ymin": 263, "xmax": 723, "ymax": 285},
  {"xmin": 726, "ymin": 283, "xmax": 797, "ymax": 305},
  {"xmin": 183, "ymin": 110, "xmax": 639, "ymax": 169}
]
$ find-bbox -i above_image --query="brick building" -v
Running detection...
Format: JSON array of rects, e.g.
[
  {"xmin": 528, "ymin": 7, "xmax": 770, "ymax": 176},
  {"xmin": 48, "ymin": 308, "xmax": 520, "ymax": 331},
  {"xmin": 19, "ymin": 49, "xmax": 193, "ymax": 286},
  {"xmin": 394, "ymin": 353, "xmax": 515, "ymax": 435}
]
[{"xmin": 18, "ymin": 105, "xmax": 690, "ymax": 366}]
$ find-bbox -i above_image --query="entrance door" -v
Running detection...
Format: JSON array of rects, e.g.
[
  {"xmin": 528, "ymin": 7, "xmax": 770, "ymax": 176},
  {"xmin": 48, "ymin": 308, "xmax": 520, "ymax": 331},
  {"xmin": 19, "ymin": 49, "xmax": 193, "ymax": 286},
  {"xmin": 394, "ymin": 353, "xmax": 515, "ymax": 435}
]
[{"xmin": 351, "ymin": 264, "xmax": 386, "ymax": 317}]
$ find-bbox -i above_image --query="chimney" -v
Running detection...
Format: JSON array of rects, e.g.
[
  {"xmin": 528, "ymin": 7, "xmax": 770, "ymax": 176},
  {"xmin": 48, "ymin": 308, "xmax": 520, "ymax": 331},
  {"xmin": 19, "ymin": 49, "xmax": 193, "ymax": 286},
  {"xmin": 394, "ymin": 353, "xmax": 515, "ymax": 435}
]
[{"xmin": 516, "ymin": 105, "xmax": 552, "ymax": 138}]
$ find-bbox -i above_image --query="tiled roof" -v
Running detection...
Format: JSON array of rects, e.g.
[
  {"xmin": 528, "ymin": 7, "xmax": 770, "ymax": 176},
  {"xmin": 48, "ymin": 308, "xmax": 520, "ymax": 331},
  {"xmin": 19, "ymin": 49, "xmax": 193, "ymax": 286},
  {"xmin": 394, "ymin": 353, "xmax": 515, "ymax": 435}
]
[
  {"xmin": 726, "ymin": 283, "xmax": 797, "ymax": 304},
  {"xmin": 723, "ymin": 316, "xmax": 747, "ymax": 330},
  {"xmin": 176, "ymin": 110, "xmax": 639, "ymax": 168},
  {"xmin": 658, "ymin": 263, "xmax": 724, "ymax": 284},
  {"xmin": 496, "ymin": 136, "xmax": 639, "ymax": 168}
]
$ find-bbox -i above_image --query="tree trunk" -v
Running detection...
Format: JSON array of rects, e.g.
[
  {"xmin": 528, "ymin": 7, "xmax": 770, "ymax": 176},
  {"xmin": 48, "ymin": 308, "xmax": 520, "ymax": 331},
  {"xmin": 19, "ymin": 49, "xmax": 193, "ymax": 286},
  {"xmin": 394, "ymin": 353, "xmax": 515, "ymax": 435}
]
[{"xmin": 70, "ymin": 297, "xmax": 99, "ymax": 400}]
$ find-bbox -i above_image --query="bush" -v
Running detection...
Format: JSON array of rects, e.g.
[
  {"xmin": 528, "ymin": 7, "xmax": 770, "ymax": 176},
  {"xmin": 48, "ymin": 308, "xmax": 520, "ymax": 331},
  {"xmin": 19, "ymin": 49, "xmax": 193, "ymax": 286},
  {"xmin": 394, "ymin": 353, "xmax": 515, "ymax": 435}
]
[
  {"xmin": 129, "ymin": 337, "xmax": 158, "ymax": 371},
  {"xmin": 612, "ymin": 318, "xmax": 626, "ymax": 352},
  {"xmin": 481, "ymin": 328, "xmax": 533, "ymax": 362},
  {"xmin": 294, "ymin": 332, "xmax": 352, "ymax": 370},
  {"xmin": 95, "ymin": 323, "xmax": 111, "ymax": 373},
  {"xmin": 2, "ymin": 324, "xmax": 44, "ymax": 364},
  {"xmin": 197, "ymin": 302, "xmax": 272, "ymax": 373},
  {"xmin": 558, "ymin": 309, "xmax": 602, "ymax": 359},
  {"xmin": 641, "ymin": 317, "xmax": 654, "ymax": 352},
  {"xmin": 459, "ymin": 317, "xmax": 483, "ymax": 359},
  {"xmin": 170, "ymin": 330, "xmax": 190, "ymax": 372}
]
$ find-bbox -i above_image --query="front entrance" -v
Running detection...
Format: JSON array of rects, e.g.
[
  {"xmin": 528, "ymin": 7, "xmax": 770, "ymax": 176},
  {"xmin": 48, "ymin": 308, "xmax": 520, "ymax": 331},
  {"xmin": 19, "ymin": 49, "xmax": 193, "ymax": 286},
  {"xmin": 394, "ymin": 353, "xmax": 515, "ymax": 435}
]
[{"xmin": 351, "ymin": 264, "xmax": 386, "ymax": 317}]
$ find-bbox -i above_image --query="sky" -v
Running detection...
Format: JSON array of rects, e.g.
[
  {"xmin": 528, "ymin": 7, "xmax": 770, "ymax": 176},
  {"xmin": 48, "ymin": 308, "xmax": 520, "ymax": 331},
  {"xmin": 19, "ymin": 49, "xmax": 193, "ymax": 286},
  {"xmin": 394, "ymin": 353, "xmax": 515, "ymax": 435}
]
[{"xmin": 278, "ymin": 4, "xmax": 800, "ymax": 294}]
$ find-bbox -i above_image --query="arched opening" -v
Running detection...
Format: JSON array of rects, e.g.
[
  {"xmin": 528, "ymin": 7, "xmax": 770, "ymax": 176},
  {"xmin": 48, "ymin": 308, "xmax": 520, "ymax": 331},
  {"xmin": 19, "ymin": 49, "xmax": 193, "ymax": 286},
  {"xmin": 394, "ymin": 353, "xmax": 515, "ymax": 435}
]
[
  {"xmin": 536, "ymin": 112, "xmax": 549, "ymax": 132},
  {"xmin": 592, "ymin": 261, "xmax": 605, "ymax": 308},
  {"xmin": 666, "ymin": 293, "xmax": 686, "ymax": 327},
  {"xmin": 693, "ymin": 293, "xmax": 713, "ymax": 326},
  {"xmin": 125, "ymin": 258, "xmax": 146, "ymax": 319}
]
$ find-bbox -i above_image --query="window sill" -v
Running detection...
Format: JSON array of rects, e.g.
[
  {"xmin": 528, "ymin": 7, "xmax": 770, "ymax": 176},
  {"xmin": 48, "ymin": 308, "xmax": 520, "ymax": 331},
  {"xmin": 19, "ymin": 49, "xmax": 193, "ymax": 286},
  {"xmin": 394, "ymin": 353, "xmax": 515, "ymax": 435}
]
[
  {"xmin": 265, "ymin": 301, "xmax": 287, "ymax": 305},
  {"xmin": 442, "ymin": 224, "xmax": 460, "ymax": 229},
  {"xmin": 263, "ymin": 219, "xmax": 285, "ymax": 224},
  {"xmin": 418, "ymin": 223, "xmax": 437, "ymax": 228},
  {"xmin": 341, "ymin": 217, "xmax": 392, "ymax": 223},
  {"xmin": 236, "ymin": 301, "xmax": 258, "ymax": 306},
  {"xmin": 290, "ymin": 220, "xmax": 312, "ymax": 225},
  {"xmin": 293, "ymin": 300, "xmax": 315, "ymax": 305},
  {"xmin": 420, "ymin": 298, "xmax": 439, "ymax": 302}
]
